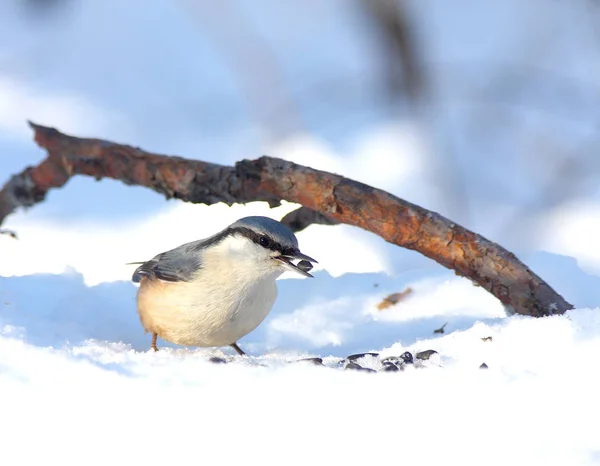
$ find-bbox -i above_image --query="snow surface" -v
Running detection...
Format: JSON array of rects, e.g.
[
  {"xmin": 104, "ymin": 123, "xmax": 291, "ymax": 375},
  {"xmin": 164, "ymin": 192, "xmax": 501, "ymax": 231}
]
[
  {"xmin": 2, "ymin": 267, "xmax": 600, "ymax": 466},
  {"xmin": 2, "ymin": 0, "xmax": 600, "ymax": 465}
]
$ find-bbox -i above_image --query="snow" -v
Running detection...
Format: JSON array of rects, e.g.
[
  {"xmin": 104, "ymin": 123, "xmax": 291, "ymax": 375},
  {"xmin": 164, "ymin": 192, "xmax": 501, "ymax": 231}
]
[
  {"xmin": 2, "ymin": 250, "xmax": 600, "ymax": 465},
  {"xmin": 2, "ymin": 271, "xmax": 600, "ymax": 465},
  {"xmin": 538, "ymin": 200, "xmax": 600, "ymax": 277},
  {"xmin": 2, "ymin": 0, "xmax": 600, "ymax": 464}
]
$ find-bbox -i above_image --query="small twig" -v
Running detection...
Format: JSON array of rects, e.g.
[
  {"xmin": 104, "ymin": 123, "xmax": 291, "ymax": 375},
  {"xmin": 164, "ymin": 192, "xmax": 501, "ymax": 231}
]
[
  {"xmin": 377, "ymin": 287, "xmax": 413, "ymax": 311},
  {"xmin": 0, "ymin": 229, "xmax": 17, "ymax": 239},
  {"xmin": 434, "ymin": 322, "xmax": 448, "ymax": 334}
]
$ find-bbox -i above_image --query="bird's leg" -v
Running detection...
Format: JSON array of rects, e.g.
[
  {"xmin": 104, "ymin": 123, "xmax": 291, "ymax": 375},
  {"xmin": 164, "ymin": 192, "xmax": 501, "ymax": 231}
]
[
  {"xmin": 151, "ymin": 332, "xmax": 159, "ymax": 352},
  {"xmin": 230, "ymin": 342, "xmax": 246, "ymax": 356}
]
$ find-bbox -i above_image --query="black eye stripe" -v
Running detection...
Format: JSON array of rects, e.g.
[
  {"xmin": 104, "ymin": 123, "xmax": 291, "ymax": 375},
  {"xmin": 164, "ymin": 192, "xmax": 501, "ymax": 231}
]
[
  {"xmin": 188, "ymin": 225, "xmax": 298, "ymax": 257},
  {"xmin": 231, "ymin": 227, "xmax": 290, "ymax": 253}
]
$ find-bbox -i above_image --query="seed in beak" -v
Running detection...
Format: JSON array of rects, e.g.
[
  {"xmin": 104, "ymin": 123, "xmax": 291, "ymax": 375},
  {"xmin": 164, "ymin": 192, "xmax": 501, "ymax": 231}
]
[{"xmin": 297, "ymin": 260, "xmax": 313, "ymax": 273}]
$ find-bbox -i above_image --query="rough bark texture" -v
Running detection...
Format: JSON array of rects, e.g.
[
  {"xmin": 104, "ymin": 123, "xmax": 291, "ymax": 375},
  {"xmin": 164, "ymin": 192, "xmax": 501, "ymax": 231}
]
[{"xmin": 0, "ymin": 122, "xmax": 574, "ymax": 317}]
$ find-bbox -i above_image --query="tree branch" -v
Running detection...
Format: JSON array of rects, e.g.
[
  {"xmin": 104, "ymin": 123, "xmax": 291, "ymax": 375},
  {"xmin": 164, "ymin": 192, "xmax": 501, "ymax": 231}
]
[
  {"xmin": 0, "ymin": 122, "xmax": 573, "ymax": 318},
  {"xmin": 280, "ymin": 207, "xmax": 339, "ymax": 233}
]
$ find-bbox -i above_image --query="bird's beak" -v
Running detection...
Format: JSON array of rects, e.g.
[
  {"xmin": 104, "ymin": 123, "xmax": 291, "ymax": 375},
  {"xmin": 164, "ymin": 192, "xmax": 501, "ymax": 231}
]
[{"xmin": 275, "ymin": 251, "xmax": 318, "ymax": 278}]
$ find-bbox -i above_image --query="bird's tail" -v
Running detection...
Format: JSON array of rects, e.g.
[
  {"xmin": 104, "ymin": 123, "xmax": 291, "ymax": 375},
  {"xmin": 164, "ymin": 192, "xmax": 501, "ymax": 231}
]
[{"xmin": 126, "ymin": 261, "xmax": 148, "ymax": 283}]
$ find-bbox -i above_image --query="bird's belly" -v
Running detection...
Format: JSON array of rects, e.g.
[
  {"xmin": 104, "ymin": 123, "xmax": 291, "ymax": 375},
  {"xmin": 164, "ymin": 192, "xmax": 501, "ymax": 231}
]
[{"xmin": 137, "ymin": 277, "xmax": 278, "ymax": 347}]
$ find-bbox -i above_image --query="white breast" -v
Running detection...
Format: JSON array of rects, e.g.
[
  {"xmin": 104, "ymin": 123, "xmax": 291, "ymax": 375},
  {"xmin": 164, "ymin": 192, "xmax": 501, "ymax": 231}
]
[{"xmin": 136, "ymin": 235, "xmax": 284, "ymax": 347}]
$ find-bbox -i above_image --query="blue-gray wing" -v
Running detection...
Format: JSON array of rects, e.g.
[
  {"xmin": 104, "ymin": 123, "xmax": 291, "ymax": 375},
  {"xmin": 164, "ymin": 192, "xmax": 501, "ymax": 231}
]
[{"xmin": 132, "ymin": 240, "xmax": 204, "ymax": 283}]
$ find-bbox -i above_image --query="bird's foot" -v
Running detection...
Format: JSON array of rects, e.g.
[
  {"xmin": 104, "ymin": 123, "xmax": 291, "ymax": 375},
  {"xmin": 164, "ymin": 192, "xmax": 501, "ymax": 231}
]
[{"xmin": 230, "ymin": 342, "xmax": 246, "ymax": 356}]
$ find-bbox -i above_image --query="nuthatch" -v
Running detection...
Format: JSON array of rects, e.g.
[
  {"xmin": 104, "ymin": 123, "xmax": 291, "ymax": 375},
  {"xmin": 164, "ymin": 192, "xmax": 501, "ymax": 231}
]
[{"xmin": 130, "ymin": 216, "xmax": 317, "ymax": 355}]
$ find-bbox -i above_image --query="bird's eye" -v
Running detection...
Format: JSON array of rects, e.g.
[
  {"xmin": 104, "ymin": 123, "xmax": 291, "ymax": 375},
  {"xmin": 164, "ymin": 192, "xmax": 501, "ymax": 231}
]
[{"xmin": 259, "ymin": 236, "xmax": 270, "ymax": 247}]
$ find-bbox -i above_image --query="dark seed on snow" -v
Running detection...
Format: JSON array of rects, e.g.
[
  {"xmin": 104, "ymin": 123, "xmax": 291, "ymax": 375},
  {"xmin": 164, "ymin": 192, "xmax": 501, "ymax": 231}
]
[
  {"xmin": 209, "ymin": 357, "xmax": 227, "ymax": 364},
  {"xmin": 347, "ymin": 352, "xmax": 379, "ymax": 361},
  {"xmin": 479, "ymin": 363, "xmax": 489, "ymax": 369},
  {"xmin": 381, "ymin": 356, "xmax": 399, "ymax": 364},
  {"xmin": 415, "ymin": 350, "xmax": 438, "ymax": 361},
  {"xmin": 381, "ymin": 362, "xmax": 400, "ymax": 372},
  {"xmin": 344, "ymin": 361, "xmax": 377, "ymax": 373},
  {"xmin": 400, "ymin": 351, "xmax": 414, "ymax": 364},
  {"xmin": 298, "ymin": 357, "xmax": 323, "ymax": 366}
]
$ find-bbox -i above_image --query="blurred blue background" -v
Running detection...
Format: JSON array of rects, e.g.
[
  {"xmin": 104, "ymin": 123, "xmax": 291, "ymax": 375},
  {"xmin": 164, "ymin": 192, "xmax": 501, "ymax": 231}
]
[{"xmin": 1, "ymin": 0, "xmax": 600, "ymax": 274}]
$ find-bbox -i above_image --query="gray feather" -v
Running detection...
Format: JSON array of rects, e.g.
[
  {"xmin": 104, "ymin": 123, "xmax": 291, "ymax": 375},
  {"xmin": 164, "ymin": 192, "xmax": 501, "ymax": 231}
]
[
  {"xmin": 132, "ymin": 240, "xmax": 206, "ymax": 283},
  {"xmin": 131, "ymin": 216, "xmax": 300, "ymax": 284}
]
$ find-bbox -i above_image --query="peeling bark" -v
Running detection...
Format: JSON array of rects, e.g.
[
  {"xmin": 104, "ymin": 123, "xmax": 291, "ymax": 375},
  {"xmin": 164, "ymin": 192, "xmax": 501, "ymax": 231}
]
[{"xmin": 0, "ymin": 122, "xmax": 574, "ymax": 317}]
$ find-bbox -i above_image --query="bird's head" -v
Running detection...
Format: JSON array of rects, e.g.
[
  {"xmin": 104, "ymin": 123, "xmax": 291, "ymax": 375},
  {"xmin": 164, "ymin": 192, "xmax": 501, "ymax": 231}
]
[{"xmin": 213, "ymin": 216, "xmax": 318, "ymax": 278}]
